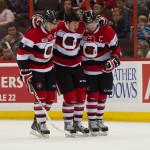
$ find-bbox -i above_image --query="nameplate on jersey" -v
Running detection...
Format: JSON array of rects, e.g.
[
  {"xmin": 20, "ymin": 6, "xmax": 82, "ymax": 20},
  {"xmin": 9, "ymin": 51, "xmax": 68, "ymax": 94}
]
[
  {"xmin": 83, "ymin": 42, "xmax": 98, "ymax": 58},
  {"xmin": 62, "ymin": 33, "xmax": 77, "ymax": 50},
  {"xmin": 44, "ymin": 43, "xmax": 53, "ymax": 58}
]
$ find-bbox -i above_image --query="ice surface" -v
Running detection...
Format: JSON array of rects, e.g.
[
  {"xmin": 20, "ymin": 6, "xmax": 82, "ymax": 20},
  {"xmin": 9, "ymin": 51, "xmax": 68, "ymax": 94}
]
[{"xmin": 0, "ymin": 120, "xmax": 150, "ymax": 150}]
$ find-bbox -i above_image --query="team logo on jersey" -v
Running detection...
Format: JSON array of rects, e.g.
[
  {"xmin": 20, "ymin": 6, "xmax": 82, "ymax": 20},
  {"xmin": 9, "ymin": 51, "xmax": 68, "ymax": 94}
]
[
  {"xmin": 62, "ymin": 33, "xmax": 77, "ymax": 50},
  {"xmin": 46, "ymin": 46, "xmax": 52, "ymax": 55},
  {"xmin": 87, "ymin": 35, "xmax": 95, "ymax": 41},
  {"xmin": 83, "ymin": 42, "xmax": 98, "ymax": 58},
  {"xmin": 44, "ymin": 43, "xmax": 53, "ymax": 58},
  {"xmin": 64, "ymin": 37, "xmax": 75, "ymax": 46}
]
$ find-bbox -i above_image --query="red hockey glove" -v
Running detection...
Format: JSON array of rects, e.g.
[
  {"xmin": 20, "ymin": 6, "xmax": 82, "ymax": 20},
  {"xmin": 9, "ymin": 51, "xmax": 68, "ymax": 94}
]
[
  {"xmin": 102, "ymin": 57, "xmax": 120, "ymax": 73},
  {"xmin": 20, "ymin": 69, "xmax": 33, "ymax": 93},
  {"xmin": 97, "ymin": 15, "xmax": 108, "ymax": 27},
  {"xmin": 31, "ymin": 14, "xmax": 44, "ymax": 28}
]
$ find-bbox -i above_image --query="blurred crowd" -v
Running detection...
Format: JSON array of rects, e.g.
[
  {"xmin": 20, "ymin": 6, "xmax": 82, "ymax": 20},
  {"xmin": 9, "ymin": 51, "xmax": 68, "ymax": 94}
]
[
  {"xmin": 0, "ymin": 0, "xmax": 149, "ymax": 63},
  {"xmin": 137, "ymin": 0, "xmax": 150, "ymax": 58}
]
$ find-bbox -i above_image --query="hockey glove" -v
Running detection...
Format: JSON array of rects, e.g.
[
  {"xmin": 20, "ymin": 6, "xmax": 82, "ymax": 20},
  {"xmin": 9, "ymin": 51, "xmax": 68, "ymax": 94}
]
[
  {"xmin": 97, "ymin": 15, "xmax": 108, "ymax": 27},
  {"xmin": 31, "ymin": 14, "xmax": 44, "ymax": 28},
  {"xmin": 20, "ymin": 69, "xmax": 33, "ymax": 93},
  {"xmin": 102, "ymin": 57, "xmax": 120, "ymax": 73}
]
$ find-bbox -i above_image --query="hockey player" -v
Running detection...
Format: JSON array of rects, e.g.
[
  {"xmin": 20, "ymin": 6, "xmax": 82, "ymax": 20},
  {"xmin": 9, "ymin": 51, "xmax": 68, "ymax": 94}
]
[
  {"xmin": 16, "ymin": 10, "xmax": 57, "ymax": 138},
  {"xmin": 30, "ymin": 10, "xmax": 108, "ymax": 137},
  {"xmin": 81, "ymin": 10, "xmax": 121, "ymax": 136},
  {"xmin": 54, "ymin": 10, "xmax": 109, "ymax": 137},
  {"xmin": 54, "ymin": 11, "xmax": 89, "ymax": 136}
]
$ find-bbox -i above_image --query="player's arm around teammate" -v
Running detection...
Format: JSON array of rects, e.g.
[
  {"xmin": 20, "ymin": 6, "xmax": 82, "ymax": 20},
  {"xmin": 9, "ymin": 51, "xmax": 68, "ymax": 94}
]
[
  {"xmin": 17, "ymin": 10, "xmax": 57, "ymax": 138},
  {"xmin": 81, "ymin": 10, "xmax": 121, "ymax": 136},
  {"xmin": 30, "ymin": 9, "xmax": 110, "ymax": 137},
  {"xmin": 53, "ymin": 11, "xmax": 90, "ymax": 136}
]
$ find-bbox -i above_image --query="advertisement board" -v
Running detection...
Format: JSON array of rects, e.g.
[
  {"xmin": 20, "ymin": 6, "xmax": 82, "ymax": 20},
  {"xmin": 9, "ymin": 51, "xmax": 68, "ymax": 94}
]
[
  {"xmin": 108, "ymin": 62, "xmax": 139, "ymax": 102},
  {"xmin": 0, "ymin": 61, "xmax": 150, "ymax": 112},
  {"xmin": 0, "ymin": 64, "xmax": 34, "ymax": 103},
  {"xmin": 142, "ymin": 64, "xmax": 150, "ymax": 103}
]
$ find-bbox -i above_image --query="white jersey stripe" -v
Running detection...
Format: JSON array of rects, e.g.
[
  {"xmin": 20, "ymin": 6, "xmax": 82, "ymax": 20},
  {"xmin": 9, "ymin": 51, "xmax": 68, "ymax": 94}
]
[
  {"xmin": 56, "ymin": 44, "xmax": 80, "ymax": 56},
  {"xmin": 21, "ymin": 37, "xmax": 34, "ymax": 48},
  {"xmin": 54, "ymin": 61, "xmax": 80, "ymax": 67},
  {"xmin": 80, "ymin": 40, "xmax": 106, "ymax": 48},
  {"xmin": 17, "ymin": 54, "xmax": 52, "ymax": 63},
  {"xmin": 57, "ymin": 30, "xmax": 83, "ymax": 39},
  {"xmin": 29, "ymin": 54, "xmax": 52, "ymax": 62},
  {"xmin": 31, "ymin": 66, "xmax": 53, "ymax": 72},
  {"xmin": 17, "ymin": 54, "xmax": 30, "ymax": 60},
  {"xmin": 35, "ymin": 39, "xmax": 55, "ymax": 49},
  {"xmin": 84, "ymin": 70, "xmax": 103, "ymax": 75},
  {"xmin": 82, "ymin": 51, "xmax": 111, "ymax": 61},
  {"xmin": 108, "ymin": 34, "xmax": 118, "ymax": 47}
]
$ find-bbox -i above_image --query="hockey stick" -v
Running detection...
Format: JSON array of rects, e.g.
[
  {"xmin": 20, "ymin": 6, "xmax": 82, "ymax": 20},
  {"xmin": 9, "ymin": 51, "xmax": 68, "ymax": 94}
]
[
  {"xmin": 5, "ymin": 42, "xmax": 16, "ymax": 58},
  {"xmin": 30, "ymin": 83, "xmax": 67, "ymax": 134}
]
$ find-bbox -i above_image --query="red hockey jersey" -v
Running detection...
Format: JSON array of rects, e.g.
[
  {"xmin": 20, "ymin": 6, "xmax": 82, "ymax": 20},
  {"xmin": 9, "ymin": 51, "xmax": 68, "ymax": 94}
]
[
  {"xmin": 53, "ymin": 21, "xmax": 85, "ymax": 67},
  {"xmin": 17, "ymin": 26, "xmax": 56, "ymax": 72},
  {"xmin": 81, "ymin": 25, "xmax": 121, "ymax": 75}
]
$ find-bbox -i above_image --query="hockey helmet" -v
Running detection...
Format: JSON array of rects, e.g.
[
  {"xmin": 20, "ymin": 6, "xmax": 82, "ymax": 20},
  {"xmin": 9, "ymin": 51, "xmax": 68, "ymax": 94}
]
[
  {"xmin": 43, "ymin": 10, "xmax": 57, "ymax": 25},
  {"xmin": 83, "ymin": 10, "xmax": 96, "ymax": 23}
]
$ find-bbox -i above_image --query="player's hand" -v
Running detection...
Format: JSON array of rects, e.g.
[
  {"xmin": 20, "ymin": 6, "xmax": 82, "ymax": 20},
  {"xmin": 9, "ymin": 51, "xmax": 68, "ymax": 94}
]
[
  {"xmin": 102, "ymin": 57, "xmax": 120, "ymax": 73},
  {"xmin": 31, "ymin": 14, "xmax": 44, "ymax": 28},
  {"xmin": 97, "ymin": 15, "xmax": 108, "ymax": 27},
  {"xmin": 20, "ymin": 69, "xmax": 33, "ymax": 93}
]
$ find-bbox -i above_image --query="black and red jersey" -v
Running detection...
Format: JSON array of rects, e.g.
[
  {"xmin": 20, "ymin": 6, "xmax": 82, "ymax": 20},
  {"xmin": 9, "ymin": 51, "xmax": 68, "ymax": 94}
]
[
  {"xmin": 17, "ymin": 26, "xmax": 56, "ymax": 72},
  {"xmin": 53, "ymin": 21, "xmax": 85, "ymax": 67},
  {"xmin": 81, "ymin": 25, "xmax": 121, "ymax": 75}
]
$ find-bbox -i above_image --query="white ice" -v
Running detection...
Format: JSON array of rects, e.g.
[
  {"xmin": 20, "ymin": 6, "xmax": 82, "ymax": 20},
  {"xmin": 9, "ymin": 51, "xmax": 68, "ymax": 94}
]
[{"xmin": 0, "ymin": 120, "xmax": 150, "ymax": 150}]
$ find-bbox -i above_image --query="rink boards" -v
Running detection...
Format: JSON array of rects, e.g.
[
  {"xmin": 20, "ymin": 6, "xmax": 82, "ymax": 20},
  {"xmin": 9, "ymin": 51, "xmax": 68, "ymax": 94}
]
[{"xmin": 0, "ymin": 60, "xmax": 150, "ymax": 121}]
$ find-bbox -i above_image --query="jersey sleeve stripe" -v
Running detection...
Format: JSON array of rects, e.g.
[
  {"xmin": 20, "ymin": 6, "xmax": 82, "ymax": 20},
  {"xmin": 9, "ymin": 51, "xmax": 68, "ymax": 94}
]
[
  {"xmin": 28, "ymin": 58, "xmax": 52, "ymax": 66},
  {"xmin": 17, "ymin": 60, "xmax": 29, "ymax": 69},
  {"xmin": 19, "ymin": 43, "xmax": 33, "ymax": 52},
  {"xmin": 108, "ymin": 34, "xmax": 118, "ymax": 48},
  {"xmin": 28, "ymin": 54, "xmax": 51, "ymax": 63},
  {"xmin": 17, "ymin": 54, "xmax": 30, "ymax": 60},
  {"xmin": 29, "ymin": 60, "xmax": 53, "ymax": 69},
  {"xmin": 21, "ymin": 37, "xmax": 34, "ymax": 48}
]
